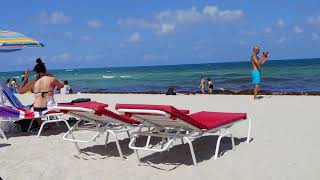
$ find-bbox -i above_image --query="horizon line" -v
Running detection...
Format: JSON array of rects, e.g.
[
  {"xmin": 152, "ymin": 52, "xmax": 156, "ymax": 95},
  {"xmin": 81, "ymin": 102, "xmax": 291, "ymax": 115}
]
[{"xmin": 1, "ymin": 57, "xmax": 319, "ymax": 73}]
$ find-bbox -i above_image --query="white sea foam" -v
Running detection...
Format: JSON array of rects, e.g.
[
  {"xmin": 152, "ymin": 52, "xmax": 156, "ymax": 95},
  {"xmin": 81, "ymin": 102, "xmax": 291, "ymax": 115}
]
[
  {"xmin": 120, "ymin": 75, "xmax": 132, "ymax": 78},
  {"xmin": 65, "ymin": 69, "xmax": 73, "ymax": 72},
  {"xmin": 102, "ymin": 75, "xmax": 115, "ymax": 79}
]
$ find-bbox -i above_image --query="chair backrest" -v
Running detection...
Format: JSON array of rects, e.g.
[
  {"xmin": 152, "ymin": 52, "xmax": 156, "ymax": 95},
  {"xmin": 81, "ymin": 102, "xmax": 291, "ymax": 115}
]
[
  {"xmin": 0, "ymin": 83, "xmax": 26, "ymax": 108},
  {"xmin": 116, "ymin": 104, "xmax": 202, "ymax": 131},
  {"xmin": 53, "ymin": 101, "xmax": 139, "ymax": 126}
]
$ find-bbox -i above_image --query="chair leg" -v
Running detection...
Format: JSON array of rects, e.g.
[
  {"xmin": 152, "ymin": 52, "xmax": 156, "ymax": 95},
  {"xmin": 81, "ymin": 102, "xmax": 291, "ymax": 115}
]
[
  {"xmin": 132, "ymin": 135, "xmax": 141, "ymax": 163},
  {"xmin": 27, "ymin": 119, "xmax": 35, "ymax": 133},
  {"xmin": 55, "ymin": 122, "xmax": 61, "ymax": 129},
  {"xmin": 214, "ymin": 131, "xmax": 234, "ymax": 160},
  {"xmin": 145, "ymin": 135, "xmax": 151, "ymax": 148},
  {"xmin": 230, "ymin": 134, "xmax": 235, "ymax": 150},
  {"xmin": 109, "ymin": 131, "xmax": 124, "ymax": 160},
  {"xmin": 0, "ymin": 128, "xmax": 7, "ymax": 141},
  {"xmin": 69, "ymin": 128, "xmax": 81, "ymax": 154},
  {"xmin": 247, "ymin": 117, "xmax": 252, "ymax": 143},
  {"xmin": 160, "ymin": 137, "xmax": 166, "ymax": 149},
  {"xmin": 37, "ymin": 121, "xmax": 47, "ymax": 138},
  {"xmin": 104, "ymin": 132, "xmax": 110, "ymax": 148},
  {"xmin": 126, "ymin": 130, "xmax": 130, "ymax": 139},
  {"xmin": 184, "ymin": 137, "xmax": 197, "ymax": 166}
]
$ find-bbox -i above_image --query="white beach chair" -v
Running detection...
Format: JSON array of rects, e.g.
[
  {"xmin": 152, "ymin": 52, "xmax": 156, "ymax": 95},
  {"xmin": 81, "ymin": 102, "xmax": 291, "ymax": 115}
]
[
  {"xmin": 0, "ymin": 104, "xmax": 65, "ymax": 140},
  {"xmin": 50, "ymin": 101, "xmax": 140, "ymax": 159},
  {"xmin": 116, "ymin": 103, "xmax": 252, "ymax": 166},
  {"xmin": 0, "ymin": 83, "xmax": 69, "ymax": 137}
]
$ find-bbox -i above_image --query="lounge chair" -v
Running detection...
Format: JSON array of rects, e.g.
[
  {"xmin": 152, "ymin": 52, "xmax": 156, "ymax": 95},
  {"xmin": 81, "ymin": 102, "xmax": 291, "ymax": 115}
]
[
  {"xmin": 115, "ymin": 104, "xmax": 252, "ymax": 165},
  {"xmin": 0, "ymin": 104, "xmax": 65, "ymax": 140},
  {"xmin": 0, "ymin": 83, "xmax": 69, "ymax": 137},
  {"xmin": 50, "ymin": 101, "xmax": 140, "ymax": 159}
]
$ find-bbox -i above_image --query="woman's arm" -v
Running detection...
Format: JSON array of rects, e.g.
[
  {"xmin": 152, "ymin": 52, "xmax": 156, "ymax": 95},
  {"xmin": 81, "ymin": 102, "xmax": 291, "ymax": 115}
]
[
  {"xmin": 18, "ymin": 80, "xmax": 36, "ymax": 94},
  {"xmin": 54, "ymin": 78, "xmax": 64, "ymax": 89}
]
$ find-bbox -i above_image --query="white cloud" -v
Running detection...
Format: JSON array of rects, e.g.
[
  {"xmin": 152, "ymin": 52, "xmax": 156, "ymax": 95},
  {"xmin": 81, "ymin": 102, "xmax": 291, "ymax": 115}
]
[
  {"xmin": 79, "ymin": 53, "xmax": 105, "ymax": 61},
  {"xmin": 293, "ymin": 26, "xmax": 302, "ymax": 34},
  {"xmin": 127, "ymin": 32, "xmax": 141, "ymax": 43},
  {"xmin": 264, "ymin": 27, "xmax": 272, "ymax": 34},
  {"xmin": 312, "ymin": 32, "xmax": 320, "ymax": 40},
  {"xmin": 277, "ymin": 37, "xmax": 286, "ymax": 44},
  {"xmin": 157, "ymin": 24, "xmax": 175, "ymax": 34},
  {"xmin": 40, "ymin": 11, "xmax": 71, "ymax": 25},
  {"xmin": 82, "ymin": 35, "xmax": 93, "ymax": 41},
  {"xmin": 64, "ymin": 32, "xmax": 73, "ymax": 39},
  {"xmin": 119, "ymin": 5, "xmax": 245, "ymax": 35},
  {"xmin": 276, "ymin": 19, "xmax": 285, "ymax": 28},
  {"xmin": 50, "ymin": 52, "xmax": 71, "ymax": 61},
  {"xmin": 88, "ymin": 20, "xmax": 102, "ymax": 28},
  {"xmin": 308, "ymin": 16, "xmax": 320, "ymax": 25}
]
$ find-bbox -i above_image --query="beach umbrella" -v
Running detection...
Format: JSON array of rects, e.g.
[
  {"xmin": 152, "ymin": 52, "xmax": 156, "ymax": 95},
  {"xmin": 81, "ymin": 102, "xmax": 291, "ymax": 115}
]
[{"xmin": 0, "ymin": 30, "xmax": 44, "ymax": 53}]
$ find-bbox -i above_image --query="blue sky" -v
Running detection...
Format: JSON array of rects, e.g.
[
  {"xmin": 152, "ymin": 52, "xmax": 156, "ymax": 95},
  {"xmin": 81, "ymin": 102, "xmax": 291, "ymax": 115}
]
[{"xmin": 1, "ymin": 0, "xmax": 320, "ymax": 71}]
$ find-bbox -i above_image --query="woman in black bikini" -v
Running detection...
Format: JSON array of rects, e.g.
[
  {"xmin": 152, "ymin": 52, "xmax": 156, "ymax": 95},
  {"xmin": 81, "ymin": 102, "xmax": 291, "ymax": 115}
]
[
  {"xmin": 18, "ymin": 58, "xmax": 64, "ymax": 112},
  {"xmin": 207, "ymin": 78, "xmax": 214, "ymax": 94}
]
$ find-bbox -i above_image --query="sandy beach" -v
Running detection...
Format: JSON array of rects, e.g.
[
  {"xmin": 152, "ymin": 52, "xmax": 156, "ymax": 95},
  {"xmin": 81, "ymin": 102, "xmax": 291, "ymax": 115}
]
[{"xmin": 0, "ymin": 94, "xmax": 319, "ymax": 180}]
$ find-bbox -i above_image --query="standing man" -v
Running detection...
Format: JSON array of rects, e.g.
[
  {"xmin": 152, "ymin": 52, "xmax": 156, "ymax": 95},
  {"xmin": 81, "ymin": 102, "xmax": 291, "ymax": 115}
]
[
  {"xmin": 251, "ymin": 46, "xmax": 269, "ymax": 99},
  {"xmin": 199, "ymin": 77, "xmax": 206, "ymax": 93}
]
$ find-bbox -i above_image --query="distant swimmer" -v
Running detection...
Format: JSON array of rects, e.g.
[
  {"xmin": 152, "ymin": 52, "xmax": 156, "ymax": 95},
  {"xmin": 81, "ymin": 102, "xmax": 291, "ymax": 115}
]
[
  {"xmin": 199, "ymin": 77, "xmax": 206, "ymax": 93},
  {"xmin": 207, "ymin": 78, "xmax": 214, "ymax": 94},
  {"xmin": 250, "ymin": 46, "xmax": 269, "ymax": 99}
]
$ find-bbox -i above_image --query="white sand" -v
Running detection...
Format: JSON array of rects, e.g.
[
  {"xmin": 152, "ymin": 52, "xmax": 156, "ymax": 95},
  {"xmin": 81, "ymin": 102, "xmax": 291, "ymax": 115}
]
[{"xmin": 0, "ymin": 94, "xmax": 319, "ymax": 180}]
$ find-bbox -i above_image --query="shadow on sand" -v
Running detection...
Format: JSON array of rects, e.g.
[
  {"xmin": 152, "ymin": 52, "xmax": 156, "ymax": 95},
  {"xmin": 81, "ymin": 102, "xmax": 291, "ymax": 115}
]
[
  {"xmin": 136, "ymin": 135, "xmax": 250, "ymax": 170},
  {"xmin": 3, "ymin": 121, "xmax": 72, "ymax": 139},
  {"xmin": 0, "ymin": 143, "xmax": 11, "ymax": 148},
  {"xmin": 78, "ymin": 135, "xmax": 164, "ymax": 159}
]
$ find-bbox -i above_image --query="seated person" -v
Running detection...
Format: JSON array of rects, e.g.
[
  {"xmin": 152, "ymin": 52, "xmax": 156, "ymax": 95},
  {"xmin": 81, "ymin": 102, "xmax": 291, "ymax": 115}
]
[{"xmin": 60, "ymin": 80, "xmax": 72, "ymax": 95}]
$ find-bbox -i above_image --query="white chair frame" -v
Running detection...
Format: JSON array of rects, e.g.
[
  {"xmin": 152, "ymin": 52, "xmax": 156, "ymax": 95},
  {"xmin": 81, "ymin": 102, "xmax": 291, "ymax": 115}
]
[
  {"xmin": 50, "ymin": 106, "xmax": 136, "ymax": 159},
  {"xmin": 117, "ymin": 108, "xmax": 252, "ymax": 166}
]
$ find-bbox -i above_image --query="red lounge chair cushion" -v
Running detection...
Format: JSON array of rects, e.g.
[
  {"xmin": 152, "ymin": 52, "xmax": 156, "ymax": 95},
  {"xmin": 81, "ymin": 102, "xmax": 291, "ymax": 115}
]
[
  {"xmin": 115, "ymin": 104, "xmax": 247, "ymax": 129},
  {"xmin": 58, "ymin": 101, "xmax": 108, "ymax": 115},
  {"xmin": 115, "ymin": 104, "xmax": 206, "ymax": 128},
  {"xmin": 190, "ymin": 111, "xmax": 247, "ymax": 129},
  {"xmin": 58, "ymin": 101, "xmax": 139, "ymax": 125}
]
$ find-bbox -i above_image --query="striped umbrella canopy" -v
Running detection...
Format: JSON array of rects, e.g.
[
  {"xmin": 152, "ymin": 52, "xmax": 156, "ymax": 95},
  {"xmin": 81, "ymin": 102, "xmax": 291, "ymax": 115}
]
[{"xmin": 0, "ymin": 30, "xmax": 44, "ymax": 53}]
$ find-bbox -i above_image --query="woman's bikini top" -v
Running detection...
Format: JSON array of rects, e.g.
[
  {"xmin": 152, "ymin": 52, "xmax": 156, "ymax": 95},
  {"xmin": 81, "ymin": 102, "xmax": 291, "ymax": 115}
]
[{"xmin": 34, "ymin": 91, "xmax": 54, "ymax": 98}]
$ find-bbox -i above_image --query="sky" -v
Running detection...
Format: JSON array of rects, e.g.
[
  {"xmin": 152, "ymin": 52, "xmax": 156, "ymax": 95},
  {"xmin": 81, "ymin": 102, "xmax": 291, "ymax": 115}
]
[{"xmin": 0, "ymin": 0, "xmax": 320, "ymax": 71}]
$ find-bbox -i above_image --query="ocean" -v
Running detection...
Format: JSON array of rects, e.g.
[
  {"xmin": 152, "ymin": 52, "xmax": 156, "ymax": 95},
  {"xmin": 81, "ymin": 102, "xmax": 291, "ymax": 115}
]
[{"xmin": 1, "ymin": 58, "xmax": 320, "ymax": 94}]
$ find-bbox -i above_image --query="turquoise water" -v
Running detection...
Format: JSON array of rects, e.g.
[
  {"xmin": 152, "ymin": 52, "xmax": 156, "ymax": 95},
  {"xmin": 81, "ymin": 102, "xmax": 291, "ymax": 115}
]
[{"xmin": 1, "ymin": 58, "xmax": 320, "ymax": 93}]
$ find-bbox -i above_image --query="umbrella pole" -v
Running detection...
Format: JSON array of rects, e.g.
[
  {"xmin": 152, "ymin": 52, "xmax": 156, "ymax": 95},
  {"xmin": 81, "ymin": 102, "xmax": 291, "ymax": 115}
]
[{"xmin": 0, "ymin": 86, "xmax": 4, "ymax": 105}]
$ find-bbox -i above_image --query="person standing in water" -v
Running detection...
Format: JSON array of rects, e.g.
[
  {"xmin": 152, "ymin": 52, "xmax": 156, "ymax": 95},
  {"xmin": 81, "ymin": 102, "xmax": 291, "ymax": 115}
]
[
  {"xmin": 6, "ymin": 79, "xmax": 11, "ymax": 88},
  {"xmin": 207, "ymin": 78, "xmax": 214, "ymax": 94},
  {"xmin": 251, "ymin": 46, "xmax": 269, "ymax": 99},
  {"xmin": 199, "ymin": 77, "xmax": 206, "ymax": 93}
]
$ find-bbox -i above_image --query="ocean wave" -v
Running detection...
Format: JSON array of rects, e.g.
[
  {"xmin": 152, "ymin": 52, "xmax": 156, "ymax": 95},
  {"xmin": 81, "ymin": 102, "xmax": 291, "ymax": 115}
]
[
  {"xmin": 65, "ymin": 69, "xmax": 73, "ymax": 72},
  {"xmin": 12, "ymin": 76, "xmax": 22, "ymax": 79},
  {"xmin": 102, "ymin": 75, "xmax": 115, "ymax": 79},
  {"xmin": 120, "ymin": 75, "xmax": 132, "ymax": 78}
]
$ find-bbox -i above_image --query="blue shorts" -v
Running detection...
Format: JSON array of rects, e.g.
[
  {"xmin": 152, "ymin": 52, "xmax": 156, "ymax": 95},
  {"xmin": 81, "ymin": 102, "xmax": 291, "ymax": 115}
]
[{"xmin": 251, "ymin": 70, "xmax": 261, "ymax": 85}]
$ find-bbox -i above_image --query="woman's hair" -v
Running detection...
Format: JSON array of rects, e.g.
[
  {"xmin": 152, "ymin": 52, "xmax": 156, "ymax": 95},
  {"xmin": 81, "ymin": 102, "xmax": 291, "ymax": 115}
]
[
  {"xmin": 33, "ymin": 58, "xmax": 47, "ymax": 74},
  {"xmin": 6, "ymin": 79, "xmax": 10, "ymax": 83}
]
